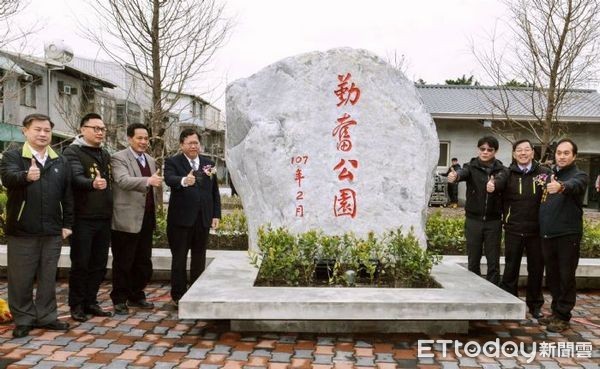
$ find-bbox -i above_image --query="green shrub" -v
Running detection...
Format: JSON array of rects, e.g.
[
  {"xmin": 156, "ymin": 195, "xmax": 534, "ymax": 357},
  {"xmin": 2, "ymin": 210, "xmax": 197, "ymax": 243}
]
[
  {"xmin": 216, "ymin": 209, "xmax": 248, "ymax": 235},
  {"xmin": 425, "ymin": 211, "xmax": 465, "ymax": 255},
  {"xmin": 152, "ymin": 208, "xmax": 168, "ymax": 248},
  {"xmin": 252, "ymin": 226, "xmax": 440, "ymax": 288},
  {"xmin": 582, "ymin": 220, "xmax": 600, "ymax": 258}
]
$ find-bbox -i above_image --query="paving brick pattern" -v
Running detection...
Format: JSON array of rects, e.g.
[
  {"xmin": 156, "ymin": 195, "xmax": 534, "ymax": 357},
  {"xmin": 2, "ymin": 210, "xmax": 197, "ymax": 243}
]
[{"xmin": 0, "ymin": 281, "xmax": 599, "ymax": 368}]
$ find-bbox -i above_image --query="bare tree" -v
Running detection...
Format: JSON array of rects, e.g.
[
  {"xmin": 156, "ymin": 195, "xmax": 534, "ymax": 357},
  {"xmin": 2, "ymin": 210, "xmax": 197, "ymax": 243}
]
[
  {"xmin": 82, "ymin": 0, "xmax": 231, "ymax": 161},
  {"xmin": 474, "ymin": 0, "xmax": 600, "ymax": 159},
  {"xmin": 0, "ymin": 0, "xmax": 35, "ymax": 50}
]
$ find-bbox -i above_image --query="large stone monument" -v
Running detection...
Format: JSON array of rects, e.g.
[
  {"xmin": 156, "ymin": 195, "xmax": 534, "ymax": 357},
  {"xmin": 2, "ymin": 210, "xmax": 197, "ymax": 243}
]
[{"xmin": 226, "ymin": 48, "xmax": 439, "ymax": 248}]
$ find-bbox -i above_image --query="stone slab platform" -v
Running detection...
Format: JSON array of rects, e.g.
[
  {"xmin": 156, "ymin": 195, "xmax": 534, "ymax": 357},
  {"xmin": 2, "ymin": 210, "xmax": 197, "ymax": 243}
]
[{"xmin": 178, "ymin": 251, "xmax": 526, "ymax": 333}]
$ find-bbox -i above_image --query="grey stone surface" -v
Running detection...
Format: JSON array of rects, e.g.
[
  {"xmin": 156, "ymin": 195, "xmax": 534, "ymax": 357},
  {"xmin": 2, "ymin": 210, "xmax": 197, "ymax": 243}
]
[
  {"xmin": 179, "ymin": 251, "xmax": 526, "ymax": 332},
  {"xmin": 226, "ymin": 48, "xmax": 439, "ymax": 249}
]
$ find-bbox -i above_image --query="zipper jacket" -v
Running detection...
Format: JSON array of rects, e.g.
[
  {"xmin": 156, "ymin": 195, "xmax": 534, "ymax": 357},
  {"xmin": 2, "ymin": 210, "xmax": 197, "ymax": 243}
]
[
  {"xmin": 456, "ymin": 157, "xmax": 507, "ymax": 221},
  {"xmin": 0, "ymin": 145, "xmax": 74, "ymax": 236}
]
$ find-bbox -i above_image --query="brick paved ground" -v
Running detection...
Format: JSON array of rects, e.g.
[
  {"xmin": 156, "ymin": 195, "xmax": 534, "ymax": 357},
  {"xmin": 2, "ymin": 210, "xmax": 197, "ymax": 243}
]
[{"xmin": 0, "ymin": 280, "xmax": 599, "ymax": 368}]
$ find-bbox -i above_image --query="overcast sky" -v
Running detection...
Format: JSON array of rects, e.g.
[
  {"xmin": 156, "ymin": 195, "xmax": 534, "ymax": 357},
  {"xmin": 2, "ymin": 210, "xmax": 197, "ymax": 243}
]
[{"xmin": 12, "ymin": 0, "xmax": 510, "ymax": 110}]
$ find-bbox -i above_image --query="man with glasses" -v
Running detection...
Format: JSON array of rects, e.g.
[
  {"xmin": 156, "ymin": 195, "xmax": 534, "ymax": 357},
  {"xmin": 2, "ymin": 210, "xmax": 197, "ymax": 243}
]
[
  {"xmin": 63, "ymin": 113, "xmax": 113, "ymax": 322},
  {"xmin": 448, "ymin": 136, "xmax": 506, "ymax": 285},
  {"xmin": 164, "ymin": 128, "xmax": 221, "ymax": 305},
  {"xmin": 496, "ymin": 139, "xmax": 550, "ymax": 319}
]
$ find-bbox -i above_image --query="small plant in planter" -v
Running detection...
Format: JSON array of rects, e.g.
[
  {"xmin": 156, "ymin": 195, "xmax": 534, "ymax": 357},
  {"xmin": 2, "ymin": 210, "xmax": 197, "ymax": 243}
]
[{"xmin": 251, "ymin": 226, "xmax": 441, "ymax": 288}]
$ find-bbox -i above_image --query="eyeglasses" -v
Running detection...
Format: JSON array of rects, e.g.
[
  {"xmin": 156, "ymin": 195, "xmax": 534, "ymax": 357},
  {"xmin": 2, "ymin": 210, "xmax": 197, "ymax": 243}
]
[
  {"xmin": 478, "ymin": 147, "xmax": 495, "ymax": 153},
  {"xmin": 515, "ymin": 148, "xmax": 533, "ymax": 153},
  {"xmin": 183, "ymin": 142, "xmax": 200, "ymax": 147},
  {"xmin": 83, "ymin": 125, "xmax": 107, "ymax": 133}
]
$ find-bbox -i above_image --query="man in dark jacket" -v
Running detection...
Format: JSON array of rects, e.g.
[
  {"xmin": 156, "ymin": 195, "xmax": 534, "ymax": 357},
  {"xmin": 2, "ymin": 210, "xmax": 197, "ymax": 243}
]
[
  {"xmin": 440, "ymin": 158, "xmax": 461, "ymax": 207},
  {"xmin": 63, "ymin": 113, "xmax": 113, "ymax": 322},
  {"xmin": 537, "ymin": 138, "xmax": 588, "ymax": 333},
  {"xmin": 497, "ymin": 139, "xmax": 550, "ymax": 319},
  {"xmin": 0, "ymin": 114, "xmax": 73, "ymax": 338},
  {"xmin": 448, "ymin": 136, "xmax": 506, "ymax": 285},
  {"xmin": 164, "ymin": 128, "xmax": 221, "ymax": 305}
]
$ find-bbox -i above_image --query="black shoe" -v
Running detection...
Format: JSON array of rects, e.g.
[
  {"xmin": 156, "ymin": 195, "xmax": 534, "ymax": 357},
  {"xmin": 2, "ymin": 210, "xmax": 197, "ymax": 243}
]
[
  {"xmin": 547, "ymin": 318, "xmax": 570, "ymax": 333},
  {"xmin": 113, "ymin": 303, "xmax": 129, "ymax": 315},
  {"xmin": 85, "ymin": 304, "xmax": 112, "ymax": 317},
  {"xmin": 38, "ymin": 320, "xmax": 69, "ymax": 331},
  {"xmin": 12, "ymin": 325, "xmax": 32, "ymax": 338},
  {"xmin": 538, "ymin": 315, "xmax": 556, "ymax": 325},
  {"xmin": 70, "ymin": 306, "xmax": 89, "ymax": 322},
  {"xmin": 529, "ymin": 308, "xmax": 544, "ymax": 319},
  {"xmin": 127, "ymin": 299, "xmax": 154, "ymax": 309}
]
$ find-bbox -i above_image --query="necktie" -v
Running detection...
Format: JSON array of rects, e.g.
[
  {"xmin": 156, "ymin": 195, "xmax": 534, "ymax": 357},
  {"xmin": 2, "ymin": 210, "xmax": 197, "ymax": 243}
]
[
  {"xmin": 191, "ymin": 159, "xmax": 198, "ymax": 171},
  {"xmin": 137, "ymin": 155, "xmax": 146, "ymax": 168}
]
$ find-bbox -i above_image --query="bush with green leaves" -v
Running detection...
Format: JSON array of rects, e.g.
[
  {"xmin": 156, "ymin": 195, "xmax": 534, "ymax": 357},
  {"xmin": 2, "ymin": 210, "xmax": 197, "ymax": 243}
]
[
  {"xmin": 251, "ymin": 226, "xmax": 440, "ymax": 287},
  {"xmin": 215, "ymin": 209, "xmax": 248, "ymax": 235},
  {"xmin": 582, "ymin": 220, "xmax": 600, "ymax": 258},
  {"xmin": 425, "ymin": 211, "xmax": 465, "ymax": 255}
]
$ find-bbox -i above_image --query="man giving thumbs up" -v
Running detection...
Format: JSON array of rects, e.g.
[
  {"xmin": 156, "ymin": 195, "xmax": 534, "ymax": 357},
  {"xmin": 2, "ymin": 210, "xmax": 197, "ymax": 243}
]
[
  {"xmin": 63, "ymin": 113, "xmax": 114, "ymax": 322},
  {"xmin": 0, "ymin": 113, "xmax": 74, "ymax": 338}
]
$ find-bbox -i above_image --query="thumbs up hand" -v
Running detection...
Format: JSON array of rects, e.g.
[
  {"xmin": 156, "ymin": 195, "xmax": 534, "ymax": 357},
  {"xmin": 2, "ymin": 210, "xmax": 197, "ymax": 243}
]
[
  {"xmin": 184, "ymin": 169, "xmax": 196, "ymax": 186},
  {"xmin": 92, "ymin": 169, "xmax": 107, "ymax": 190},
  {"xmin": 147, "ymin": 168, "xmax": 163, "ymax": 188},
  {"xmin": 486, "ymin": 174, "xmax": 495, "ymax": 193},
  {"xmin": 447, "ymin": 167, "xmax": 458, "ymax": 183},
  {"xmin": 26, "ymin": 157, "xmax": 40, "ymax": 182},
  {"xmin": 546, "ymin": 174, "xmax": 563, "ymax": 194}
]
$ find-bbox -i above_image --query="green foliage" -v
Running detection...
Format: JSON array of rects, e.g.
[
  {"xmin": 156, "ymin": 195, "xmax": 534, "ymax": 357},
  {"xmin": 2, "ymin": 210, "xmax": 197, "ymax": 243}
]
[
  {"xmin": 153, "ymin": 208, "xmax": 168, "ymax": 247},
  {"xmin": 503, "ymin": 79, "xmax": 533, "ymax": 88},
  {"xmin": 444, "ymin": 74, "xmax": 479, "ymax": 86},
  {"xmin": 582, "ymin": 220, "xmax": 600, "ymax": 258},
  {"xmin": 216, "ymin": 209, "xmax": 248, "ymax": 235},
  {"xmin": 383, "ymin": 229, "xmax": 441, "ymax": 287},
  {"xmin": 425, "ymin": 211, "xmax": 466, "ymax": 255},
  {"xmin": 252, "ymin": 226, "xmax": 440, "ymax": 287}
]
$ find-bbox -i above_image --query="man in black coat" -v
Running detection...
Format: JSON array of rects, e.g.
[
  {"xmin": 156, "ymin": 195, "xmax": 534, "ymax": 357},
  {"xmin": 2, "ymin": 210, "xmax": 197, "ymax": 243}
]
[
  {"xmin": 496, "ymin": 139, "xmax": 550, "ymax": 319},
  {"xmin": 440, "ymin": 157, "xmax": 461, "ymax": 207},
  {"xmin": 0, "ymin": 114, "xmax": 73, "ymax": 338},
  {"xmin": 63, "ymin": 113, "xmax": 113, "ymax": 322},
  {"xmin": 164, "ymin": 128, "xmax": 221, "ymax": 304},
  {"xmin": 448, "ymin": 136, "xmax": 507, "ymax": 285},
  {"xmin": 538, "ymin": 138, "xmax": 588, "ymax": 333}
]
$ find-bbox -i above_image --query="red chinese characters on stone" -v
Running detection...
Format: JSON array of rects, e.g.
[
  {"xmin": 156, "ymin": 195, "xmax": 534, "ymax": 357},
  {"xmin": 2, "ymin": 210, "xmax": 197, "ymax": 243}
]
[
  {"xmin": 295, "ymin": 204, "xmax": 304, "ymax": 217},
  {"xmin": 332, "ymin": 113, "xmax": 357, "ymax": 152},
  {"xmin": 294, "ymin": 168, "xmax": 304, "ymax": 187},
  {"xmin": 333, "ymin": 159, "xmax": 358, "ymax": 181},
  {"xmin": 333, "ymin": 188, "xmax": 357, "ymax": 218},
  {"xmin": 334, "ymin": 73, "xmax": 361, "ymax": 107}
]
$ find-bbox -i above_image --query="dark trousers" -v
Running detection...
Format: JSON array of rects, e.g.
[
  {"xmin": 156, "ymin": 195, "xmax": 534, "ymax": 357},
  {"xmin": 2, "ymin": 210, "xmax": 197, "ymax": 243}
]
[
  {"xmin": 541, "ymin": 233, "xmax": 581, "ymax": 322},
  {"xmin": 167, "ymin": 216, "xmax": 210, "ymax": 301},
  {"xmin": 110, "ymin": 211, "xmax": 155, "ymax": 304},
  {"xmin": 447, "ymin": 183, "xmax": 458, "ymax": 203},
  {"xmin": 69, "ymin": 218, "xmax": 111, "ymax": 308},
  {"xmin": 500, "ymin": 232, "xmax": 544, "ymax": 310},
  {"xmin": 465, "ymin": 218, "xmax": 501, "ymax": 285},
  {"xmin": 7, "ymin": 235, "xmax": 62, "ymax": 326}
]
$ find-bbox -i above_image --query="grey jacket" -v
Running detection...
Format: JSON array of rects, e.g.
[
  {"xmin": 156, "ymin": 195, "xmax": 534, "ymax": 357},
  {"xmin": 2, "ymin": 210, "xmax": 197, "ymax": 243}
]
[{"xmin": 111, "ymin": 148, "xmax": 160, "ymax": 233}]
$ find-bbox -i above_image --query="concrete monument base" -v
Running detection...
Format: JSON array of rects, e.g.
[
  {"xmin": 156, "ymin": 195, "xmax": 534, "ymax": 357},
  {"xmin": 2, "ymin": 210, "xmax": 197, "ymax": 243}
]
[
  {"xmin": 178, "ymin": 251, "xmax": 526, "ymax": 334},
  {"xmin": 231, "ymin": 320, "xmax": 469, "ymax": 334}
]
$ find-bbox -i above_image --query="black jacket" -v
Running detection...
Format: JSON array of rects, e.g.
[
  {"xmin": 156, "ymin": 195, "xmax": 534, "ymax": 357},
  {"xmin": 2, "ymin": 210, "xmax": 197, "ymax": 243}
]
[
  {"xmin": 539, "ymin": 164, "xmax": 588, "ymax": 239},
  {"xmin": 0, "ymin": 145, "xmax": 74, "ymax": 236},
  {"xmin": 456, "ymin": 157, "xmax": 507, "ymax": 221},
  {"xmin": 164, "ymin": 153, "xmax": 221, "ymax": 228},
  {"xmin": 63, "ymin": 138, "xmax": 113, "ymax": 220},
  {"xmin": 499, "ymin": 161, "xmax": 551, "ymax": 236}
]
